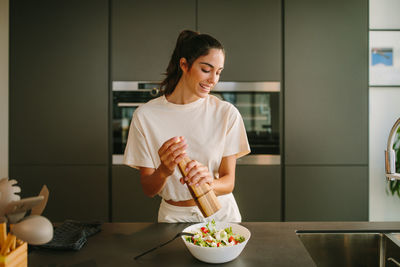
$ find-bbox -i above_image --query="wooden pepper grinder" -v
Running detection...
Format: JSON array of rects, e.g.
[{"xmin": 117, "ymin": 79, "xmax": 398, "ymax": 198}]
[{"xmin": 177, "ymin": 156, "xmax": 221, "ymax": 218}]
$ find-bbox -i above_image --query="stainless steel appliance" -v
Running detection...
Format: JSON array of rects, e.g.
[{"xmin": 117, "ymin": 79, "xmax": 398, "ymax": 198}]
[
  {"xmin": 112, "ymin": 81, "xmax": 160, "ymax": 158},
  {"xmin": 112, "ymin": 81, "xmax": 281, "ymax": 165}
]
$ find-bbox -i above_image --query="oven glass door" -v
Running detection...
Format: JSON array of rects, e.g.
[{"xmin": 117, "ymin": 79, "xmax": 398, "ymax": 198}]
[
  {"xmin": 211, "ymin": 91, "xmax": 280, "ymax": 154},
  {"xmin": 113, "ymin": 91, "xmax": 157, "ymax": 155}
]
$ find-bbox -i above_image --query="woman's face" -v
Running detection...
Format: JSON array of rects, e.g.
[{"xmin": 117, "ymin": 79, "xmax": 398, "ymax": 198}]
[{"xmin": 181, "ymin": 48, "xmax": 225, "ymax": 98}]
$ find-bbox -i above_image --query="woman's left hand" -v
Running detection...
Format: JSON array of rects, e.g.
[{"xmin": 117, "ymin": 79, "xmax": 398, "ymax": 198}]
[{"xmin": 179, "ymin": 160, "xmax": 214, "ymax": 187}]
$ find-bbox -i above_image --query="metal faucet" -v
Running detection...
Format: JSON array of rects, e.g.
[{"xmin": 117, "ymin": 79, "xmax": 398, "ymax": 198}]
[{"xmin": 385, "ymin": 117, "xmax": 400, "ymax": 180}]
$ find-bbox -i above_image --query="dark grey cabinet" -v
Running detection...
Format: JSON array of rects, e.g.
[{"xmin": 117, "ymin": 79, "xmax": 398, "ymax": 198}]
[
  {"xmin": 284, "ymin": 0, "xmax": 368, "ymax": 165},
  {"xmin": 9, "ymin": 165, "xmax": 109, "ymax": 222},
  {"xmin": 285, "ymin": 166, "xmax": 368, "ymax": 221},
  {"xmin": 234, "ymin": 165, "xmax": 281, "ymax": 221},
  {"xmin": 112, "ymin": 0, "xmax": 196, "ymax": 81},
  {"xmin": 9, "ymin": 0, "xmax": 109, "ymax": 221},
  {"xmin": 284, "ymin": 0, "xmax": 368, "ymax": 221},
  {"xmin": 112, "ymin": 165, "xmax": 160, "ymax": 222},
  {"xmin": 112, "ymin": 164, "xmax": 281, "ymax": 222},
  {"xmin": 197, "ymin": 0, "xmax": 281, "ymax": 82},
  {"xmin": 112, "ymin": 0, "xmax": 281, "ymax": 82},
  {"xmin": 10, "ymin": 0, "xmax": 109, "ymax": 166}
]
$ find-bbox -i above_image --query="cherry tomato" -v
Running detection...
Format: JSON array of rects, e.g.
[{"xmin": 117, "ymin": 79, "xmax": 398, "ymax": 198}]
[{"xmin": 201, "ymin": 227, "xmax": 209, "ymax": 234}]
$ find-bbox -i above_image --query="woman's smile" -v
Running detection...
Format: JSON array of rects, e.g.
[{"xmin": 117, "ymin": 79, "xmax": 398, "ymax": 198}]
[{"xmin": 199, "ymin": 82, "xmax": 212, "ymax": 92}]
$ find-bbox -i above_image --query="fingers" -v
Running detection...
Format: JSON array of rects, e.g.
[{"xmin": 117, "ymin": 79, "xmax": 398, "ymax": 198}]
[
  {"xmin": 158, "ymin": 136, "xmax": 184, "ymax": 156},
  {"xmin": 174, "ymin": 152, "xmax": 187, "ymax": 164},
  {"xmin": 184, "ymin": 161, "xmax": 213, "ymax": 186},
  {"xmin": 159, "ymin": 136, "xmax": 186, "ymax": 158},
  {"xmin": 158, "ymin": 136, "xmax": 187, "ymax": 176}
]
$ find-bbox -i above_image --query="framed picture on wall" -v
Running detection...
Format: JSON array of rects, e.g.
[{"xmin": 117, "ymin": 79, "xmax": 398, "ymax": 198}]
[{"xmin": 369, "ymin": 31, "xmax": 400, "ymax": 86}]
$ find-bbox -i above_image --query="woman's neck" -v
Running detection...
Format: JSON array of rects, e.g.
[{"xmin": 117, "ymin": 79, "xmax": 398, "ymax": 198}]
[{"xmin": 165, "ymin": 79, "xmax": 200, "ymax": 104}]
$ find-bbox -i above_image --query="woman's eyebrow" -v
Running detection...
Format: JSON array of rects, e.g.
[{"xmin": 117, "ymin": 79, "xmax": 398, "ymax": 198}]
[{"xmin": 200, "ymin": 62, "xmax": 224, "ymax": 70}]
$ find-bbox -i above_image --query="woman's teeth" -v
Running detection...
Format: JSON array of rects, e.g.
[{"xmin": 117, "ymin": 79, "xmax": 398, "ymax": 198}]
[{"xmin": 200, "ymin": 84, "xmax": 211, "ymax": 90}]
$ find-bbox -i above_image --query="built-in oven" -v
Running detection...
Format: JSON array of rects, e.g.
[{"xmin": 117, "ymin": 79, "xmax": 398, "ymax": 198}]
[
  {"xmin": 112, "ymin": 81, "xmax": 280, "ymax": 165},
  {"xmin": 112, "ymin": 81, "xmax": 161, "ymax": 158}
]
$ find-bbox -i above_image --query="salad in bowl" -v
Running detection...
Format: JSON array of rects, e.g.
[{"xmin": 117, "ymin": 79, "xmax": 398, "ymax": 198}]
[
  {"xmin": 181, "ymin": 220, "xmax": 251, "ymax": 264},
  {"xmin": 185, "ymin": 220, "xmax": 246, "ymax": 247}
]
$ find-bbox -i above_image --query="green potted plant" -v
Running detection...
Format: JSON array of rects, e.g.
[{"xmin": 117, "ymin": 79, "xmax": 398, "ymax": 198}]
[{"xmin": 388, "ymin": 127, "xmax": 400, "ymax": 197}]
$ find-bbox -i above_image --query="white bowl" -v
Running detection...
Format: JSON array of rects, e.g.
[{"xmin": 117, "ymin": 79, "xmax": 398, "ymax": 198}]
[{"xmin": 181, "ymin": 222, "xmax": 251, "ymax": 264}]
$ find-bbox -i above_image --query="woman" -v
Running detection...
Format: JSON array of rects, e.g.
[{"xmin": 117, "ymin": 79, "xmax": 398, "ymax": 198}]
[{"xmin": 124, "ymin": 30, "xmax": 250, "ymax": 222}]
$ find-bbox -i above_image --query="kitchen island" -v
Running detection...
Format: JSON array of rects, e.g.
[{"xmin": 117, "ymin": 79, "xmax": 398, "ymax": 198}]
[{"xmin": 28, "ymin": 222, "xmax": 400, "ymax": 266}]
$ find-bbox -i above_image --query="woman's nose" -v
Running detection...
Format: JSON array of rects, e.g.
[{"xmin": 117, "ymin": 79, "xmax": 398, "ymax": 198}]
[{"xmin": 208, "ymin": 73, "xmax": 219, "ymax": 84}]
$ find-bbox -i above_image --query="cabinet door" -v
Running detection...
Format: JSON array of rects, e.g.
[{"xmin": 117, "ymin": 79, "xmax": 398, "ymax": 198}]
[
  {"xmin": 284, "ymin": 0, "xmax": 368, "ymax": 165},
  {"xmin": 198, "ymin": 0, "xmax": 281, "ymax": 81},
  {"xmin": 285, "ymin": 166, "xmax": 368, "ymax": 221},
  {"xmin": 234, "ymin": 165, "xmax": 281, "ymax": 221},
  {"xmin": 112, "ymin": 165, "xmax": 160, "ymax": 222},
  {"xmin": 9, "ymin": 0, "xmax": 109, "ymax": 165},
  {"xmin": 9, "ymin": 165, "xmax": 109, "ymax": 222},
  {"xmin": 112, "ymin": 0, "xmax": 196, "ymax": 81}
]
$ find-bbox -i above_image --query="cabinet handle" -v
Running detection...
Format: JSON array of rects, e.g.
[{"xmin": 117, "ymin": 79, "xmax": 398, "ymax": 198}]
[{"xmin": 117, "ymin": 103, "xmax": 143, "ymax": 107}]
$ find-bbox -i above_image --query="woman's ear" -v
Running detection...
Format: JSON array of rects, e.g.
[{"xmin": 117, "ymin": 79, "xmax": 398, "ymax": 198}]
[{"xmin": 179, "ymin": 58, "xmax": 188, "ymax": 73}]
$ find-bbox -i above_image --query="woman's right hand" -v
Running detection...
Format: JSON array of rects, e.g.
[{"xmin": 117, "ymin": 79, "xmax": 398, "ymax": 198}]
[{"xmin": 157, "ymin": 136, "xmax": 187, "ymax": 178}]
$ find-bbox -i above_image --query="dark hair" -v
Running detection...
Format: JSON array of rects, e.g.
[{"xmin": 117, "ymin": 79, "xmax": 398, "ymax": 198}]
[{"xmin": 160, "ymin": 30, "xmax": 224, "ymax": 95}]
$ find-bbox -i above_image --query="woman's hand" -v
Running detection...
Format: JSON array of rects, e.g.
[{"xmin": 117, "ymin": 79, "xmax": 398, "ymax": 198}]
[
  {"xmin": 157, "ymin": 136, "xmax": 187, "ymax": 178},
  {"xmin": 180, "ymin": 160, "xmax": 214, "ymax": 187}
]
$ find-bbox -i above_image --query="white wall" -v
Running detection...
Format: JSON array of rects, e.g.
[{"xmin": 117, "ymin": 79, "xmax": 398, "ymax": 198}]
[
  {"xmin": 369, "ymin": 87, "xmax": 400, "ymax": 221},
  {"xmin": 369, "ymin": 0, "xmax": 400, "ymax": 221},
  {"xmin": 370, "ymin": 0, "xmax": 400, "ymax": 29},
  {"xmin": 0, "ymin": 0, "xmax": 9, "ymax": 178}
]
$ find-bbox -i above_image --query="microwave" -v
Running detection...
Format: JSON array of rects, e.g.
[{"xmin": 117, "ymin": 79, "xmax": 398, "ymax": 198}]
[{"xmin": 112, "ymin": 81, "xmax": 281, "ymax": 165}]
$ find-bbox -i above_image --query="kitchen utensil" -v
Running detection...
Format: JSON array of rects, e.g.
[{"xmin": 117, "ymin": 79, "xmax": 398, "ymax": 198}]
[
  {"xmin": 31, "ymin": 185, "xmax": 49, "ymax": 216},
  {"xmin": 134, "ymin": 232, "xmax": 195, "ymax": 260},
  {"xmin": 4, "ymin": 196, "xmax": 44, "ymax": 224},
  {"xmin": 11, "ymin": 215, "xmax": 53, "ymax": 245},
  {"xmin": 4, "ymin": 196, "xmax": 44, "ymax": 215},
  {"xmin": 0, "ymin": 233, "xmax": 16, "ymax": 255},
  {"xmin": 181, "ymin": 222, "xmax": 251, "ymax": 264},
  {"xmin": 0, "ymin": 178, "xmax": 21, "ymax": 217},
  {"xmin": 0, "ymin": 222, "xmax": 6, "ymax": 247},
  {"xmin": 178, "ymin": 156, "xmax": 221, "ymax": 218}
]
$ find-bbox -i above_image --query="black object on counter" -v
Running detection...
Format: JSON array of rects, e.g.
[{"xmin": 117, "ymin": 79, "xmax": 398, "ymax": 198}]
[
  {"xmin": 36, "ymin": 220, "xmax": 102, "ymax": 251},
  {"xmin": 134, "ymin": 232, "xmax": 194, "ymax": 260}
]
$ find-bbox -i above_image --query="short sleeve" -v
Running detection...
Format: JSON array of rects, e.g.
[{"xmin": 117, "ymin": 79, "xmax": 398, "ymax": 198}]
[
  {"xmin": 123, "ymin": 112, "xmax": 155, "ymax": 169},
  {"xmin": 223, "ymin": 106, "xmax": 251, "ymax": 158}
]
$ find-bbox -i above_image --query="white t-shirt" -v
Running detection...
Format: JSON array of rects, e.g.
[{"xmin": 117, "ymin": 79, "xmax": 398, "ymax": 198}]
[{"xmin": 123, "ymin": 94, "xmax": 250, "ymax": 201}]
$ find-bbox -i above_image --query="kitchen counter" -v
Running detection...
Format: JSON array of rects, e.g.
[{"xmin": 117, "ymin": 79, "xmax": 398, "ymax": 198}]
[{"xmin": 28, "ymin": 222, "xmax": 400, "ymax": 266}]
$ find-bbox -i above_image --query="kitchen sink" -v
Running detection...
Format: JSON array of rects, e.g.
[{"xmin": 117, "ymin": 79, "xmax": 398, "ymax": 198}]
[{"xmin": 296, "ymin": 231, "xmax": 400, "ymax": 267}]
